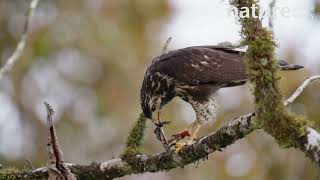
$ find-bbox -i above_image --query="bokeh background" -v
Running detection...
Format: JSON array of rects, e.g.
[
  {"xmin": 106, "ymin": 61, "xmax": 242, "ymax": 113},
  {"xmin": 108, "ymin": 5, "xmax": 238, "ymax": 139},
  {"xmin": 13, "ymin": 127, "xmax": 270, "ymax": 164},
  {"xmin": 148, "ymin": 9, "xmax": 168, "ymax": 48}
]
[{"xmin": 0, "ymin": 0, "xmax": 320, "ymax": 179}]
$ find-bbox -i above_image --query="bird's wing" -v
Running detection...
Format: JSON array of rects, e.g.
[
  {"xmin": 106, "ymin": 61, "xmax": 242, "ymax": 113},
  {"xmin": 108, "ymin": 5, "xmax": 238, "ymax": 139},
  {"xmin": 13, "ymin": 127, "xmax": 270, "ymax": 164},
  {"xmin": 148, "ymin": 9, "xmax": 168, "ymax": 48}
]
[
  {"xmin": 193, "ymin": 45, "xmax": 244, "ymax": 55},
  {"xmin": 151, "ymin": 46, "xmax": 248, "ymax": 86}
]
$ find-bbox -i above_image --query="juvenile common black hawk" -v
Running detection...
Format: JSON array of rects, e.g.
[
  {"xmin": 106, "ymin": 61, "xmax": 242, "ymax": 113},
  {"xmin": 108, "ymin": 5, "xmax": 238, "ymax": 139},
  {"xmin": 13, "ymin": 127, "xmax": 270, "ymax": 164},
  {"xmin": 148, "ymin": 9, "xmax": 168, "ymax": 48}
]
[{"xmin": 140, "ymin": 45, "xmax": 303, "ymax": 152}]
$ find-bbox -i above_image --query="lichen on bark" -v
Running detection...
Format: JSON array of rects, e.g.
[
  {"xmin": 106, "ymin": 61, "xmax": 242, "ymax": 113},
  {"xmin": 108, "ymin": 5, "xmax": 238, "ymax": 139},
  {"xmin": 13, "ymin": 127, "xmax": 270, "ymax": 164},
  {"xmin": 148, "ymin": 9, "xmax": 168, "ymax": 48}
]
[{"xmin": 0, "ymin": 167, "xmax": 19, "ymax": 180}]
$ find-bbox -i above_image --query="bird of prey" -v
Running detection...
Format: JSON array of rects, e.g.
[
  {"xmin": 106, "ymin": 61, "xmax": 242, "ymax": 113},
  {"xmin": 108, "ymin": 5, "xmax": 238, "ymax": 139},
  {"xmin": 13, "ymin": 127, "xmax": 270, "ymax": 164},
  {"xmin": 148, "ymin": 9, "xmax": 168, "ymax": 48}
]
[{"xmin": 140, "ymin": 45, "xmax": 303, "ymax": 152}]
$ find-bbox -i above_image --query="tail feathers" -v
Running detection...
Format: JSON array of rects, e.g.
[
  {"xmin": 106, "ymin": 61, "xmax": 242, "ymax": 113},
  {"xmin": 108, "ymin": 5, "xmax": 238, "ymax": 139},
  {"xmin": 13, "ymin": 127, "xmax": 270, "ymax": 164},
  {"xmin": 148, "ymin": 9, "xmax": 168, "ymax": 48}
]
[{"xmin": 277, "ymin": 60, "xmax": 304, "ymax": 71}]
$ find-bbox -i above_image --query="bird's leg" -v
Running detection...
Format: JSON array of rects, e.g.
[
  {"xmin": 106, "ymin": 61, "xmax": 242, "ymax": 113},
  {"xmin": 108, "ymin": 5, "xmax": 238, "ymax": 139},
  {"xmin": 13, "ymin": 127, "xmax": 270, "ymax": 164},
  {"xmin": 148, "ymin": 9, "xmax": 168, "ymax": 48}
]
[
  {"xmin": 169, "ymin": 120, "xmax": 202, "ymax": 142},
  {"xmin": 171, "ymin": 121, "xmax": 203, "ymax": 153},
  {"xmin": 168, "ymin": 130, "xmax": 191, "ymax": 144},
  {"xmin": 187, "ymin": 121, "xmax": 202, "ymax": 144}
]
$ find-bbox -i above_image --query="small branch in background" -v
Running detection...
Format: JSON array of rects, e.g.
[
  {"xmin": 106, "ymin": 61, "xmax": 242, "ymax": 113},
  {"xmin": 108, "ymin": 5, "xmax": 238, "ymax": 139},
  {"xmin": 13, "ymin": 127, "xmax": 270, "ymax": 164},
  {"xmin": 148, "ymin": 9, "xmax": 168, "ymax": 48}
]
[
  {"xmin": 314, "ymin": 0, "xmax": 320, "ymax": 17},
  {"xmin": 161, "ymin": 37, "xmax": 172, "ymax": 54},
  {"xmin": 26, "ymin": 159, "xmax": 35, "ymax": 170},
  {"xmin": 0, "ymin": 0, "xmax": 40, "ymax": 80},
  {"xmin": 284, "ymin": 75, "xmax": 320, "ymax": 106},
  {"xmin": 44, "ymin": 102, "xmax": 76, "ymax": 180},
  {"xmin": 269, "ymin": 0, "xmax": 276, "ymax": 36}
]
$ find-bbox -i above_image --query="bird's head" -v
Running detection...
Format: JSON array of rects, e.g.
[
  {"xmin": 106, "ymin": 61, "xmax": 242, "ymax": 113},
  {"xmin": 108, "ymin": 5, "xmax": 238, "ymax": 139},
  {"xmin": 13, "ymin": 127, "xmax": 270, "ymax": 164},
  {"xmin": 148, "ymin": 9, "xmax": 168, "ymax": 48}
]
[
  {"xmin": 140, "ymin": 72, "xmax": 166, "ymax": 121},
  {"xmin": 140, "ymin": 67, "xmax": 175, "ymax": 122},
  {"xmin": 141, "ymin": 93, "xmax": 163, "ymax": 121}
]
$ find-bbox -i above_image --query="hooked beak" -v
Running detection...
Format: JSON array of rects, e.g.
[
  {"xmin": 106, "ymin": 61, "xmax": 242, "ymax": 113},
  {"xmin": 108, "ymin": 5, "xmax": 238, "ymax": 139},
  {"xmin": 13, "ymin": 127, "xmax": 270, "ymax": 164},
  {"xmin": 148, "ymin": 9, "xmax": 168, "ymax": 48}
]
[{"xmin": 152, "ymin": 110, "xmax": 160, "ymax": 123}]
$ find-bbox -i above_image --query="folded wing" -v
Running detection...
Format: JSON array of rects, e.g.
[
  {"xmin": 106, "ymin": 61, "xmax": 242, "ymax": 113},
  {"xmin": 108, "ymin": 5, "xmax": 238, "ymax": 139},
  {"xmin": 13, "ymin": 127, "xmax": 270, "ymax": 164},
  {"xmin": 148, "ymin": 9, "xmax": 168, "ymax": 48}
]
[{"xmin": 150, "ymin": 46, "xmax": 248, "ymax": 86}]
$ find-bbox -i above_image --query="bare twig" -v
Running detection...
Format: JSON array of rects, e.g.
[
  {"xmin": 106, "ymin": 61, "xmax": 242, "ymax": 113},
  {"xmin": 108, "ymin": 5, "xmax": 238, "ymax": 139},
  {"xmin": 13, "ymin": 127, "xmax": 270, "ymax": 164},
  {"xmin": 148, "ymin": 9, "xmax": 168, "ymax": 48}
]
[
  {"xmin": 269, "ymin": 0, "xmax": 276, "ymax": 35},
  {"xmin": 284, "ymin": 75, "xmax": 320, "ymax": 106},
  {"xmin": 0, "ymin": 0, "xmax": 40, "ymax": 80},
  {"xmin": 161, "ymin": 37, "xmax": 172, "ymax": 54},
  {"xmin": 44, "ymin": 102, "xmax": 76, "ymax": 180},
  {"xmin": 26, "ymin": 158, "xmax": 35, "ymax": 170}
]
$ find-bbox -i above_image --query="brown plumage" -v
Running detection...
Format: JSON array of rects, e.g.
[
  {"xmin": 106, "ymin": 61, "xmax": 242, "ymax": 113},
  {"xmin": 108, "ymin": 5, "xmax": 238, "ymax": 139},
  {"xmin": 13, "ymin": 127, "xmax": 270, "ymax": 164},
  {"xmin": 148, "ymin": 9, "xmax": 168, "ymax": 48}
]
[
  {"xmin": 140, "ymin": 45, "xmax": 303, "ymax": 151},
  {"xmin": 150, "ymin": 46, "xmax": 247, "ymax": 86}
]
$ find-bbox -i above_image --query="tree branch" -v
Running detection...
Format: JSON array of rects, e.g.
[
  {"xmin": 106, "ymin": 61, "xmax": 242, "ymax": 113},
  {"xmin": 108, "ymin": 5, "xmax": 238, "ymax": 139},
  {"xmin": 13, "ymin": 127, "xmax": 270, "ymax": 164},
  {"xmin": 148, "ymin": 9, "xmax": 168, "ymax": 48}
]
[
  {"xmin": 162, "ymin": 37, "xmax": 172, "ymax": 54},
  {"xmin": 284, "ymin": 75, "xmax": 320, "ymax": 106},
  {"xmin": 3, "ymin": 73, "xmax": 319, "ymax": 179},
  {"xmin": 1, "ymin": 113, "xmax": 257, "ymax": 179},
  {"xmin": 121, "ymin": 113, "xmax": 147, "ymax": 158},
  {"xmin": 0, "ymin": 0, "xmax": 40, "ymax": 80},
  {"xmin": 230, "ymin": 0, "xmax": 320, "ymax": 166},
  {"xmin": 268, "ymin": 0, "xmax": 276, "ymax": 36}
]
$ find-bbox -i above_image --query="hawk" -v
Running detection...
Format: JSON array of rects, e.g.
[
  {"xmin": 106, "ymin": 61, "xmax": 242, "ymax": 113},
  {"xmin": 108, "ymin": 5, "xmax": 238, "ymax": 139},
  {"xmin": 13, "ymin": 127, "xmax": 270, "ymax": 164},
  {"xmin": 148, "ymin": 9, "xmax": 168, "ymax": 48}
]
[{"xmin": 140, "ymin": 45, "xmax": 303, "ymax": 152}]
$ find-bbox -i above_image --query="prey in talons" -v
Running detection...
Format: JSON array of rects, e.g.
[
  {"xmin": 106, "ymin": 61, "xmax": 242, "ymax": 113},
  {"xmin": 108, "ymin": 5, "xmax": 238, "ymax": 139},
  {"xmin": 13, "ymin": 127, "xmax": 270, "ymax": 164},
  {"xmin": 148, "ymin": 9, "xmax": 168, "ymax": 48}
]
[
  {"xmin": 168, "ymin": 130, "xmax": 192, "ymax": 153},
  {"xmin": 154, "ymin": 121, "xmax": 196, "ymax": 153},
  {"xmin": 168, "ymin": 121, "xmax": 202, "ymax": 153},
  {"xmin": 153, "ymin": 121, "xmax": 171, "ymax": 152}
]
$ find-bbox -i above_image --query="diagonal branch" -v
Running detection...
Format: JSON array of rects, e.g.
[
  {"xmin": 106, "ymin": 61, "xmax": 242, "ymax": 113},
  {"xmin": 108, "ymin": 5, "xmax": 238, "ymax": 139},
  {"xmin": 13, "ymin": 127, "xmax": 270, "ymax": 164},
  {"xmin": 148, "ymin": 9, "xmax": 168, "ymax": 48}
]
[
  {"xmin": 268, "ymin": 0, "xmax": 276, "ymax": 36},
  {"xmin": 0, "ymin": 0, "xmax": 40, "ymax": 80},
  {"xmin": 161, "ymin": 37, "xmax": 172, "ymax": 54},
  {"xmin": 7, "ymin": 113, "xmax": 258, "ymax": 179},
  {"xmin": 284, "ymin": 75, "xmax": 320, "ymax": 106}
]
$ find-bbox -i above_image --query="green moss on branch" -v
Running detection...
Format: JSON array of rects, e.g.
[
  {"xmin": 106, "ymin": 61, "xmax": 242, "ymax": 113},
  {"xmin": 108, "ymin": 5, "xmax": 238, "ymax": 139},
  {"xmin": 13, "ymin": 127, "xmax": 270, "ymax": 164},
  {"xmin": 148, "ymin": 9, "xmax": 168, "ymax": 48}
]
[
  {"xmin": 121, "ymin": 113, "xmax": 147, "ymax": 159},
  {"xmin": 0, "ymin": 167, "xmax": 47, "ymax": 180},
  {"xmin": 229, "ymin": 0, "xmax": 309, "ymax": 147}
]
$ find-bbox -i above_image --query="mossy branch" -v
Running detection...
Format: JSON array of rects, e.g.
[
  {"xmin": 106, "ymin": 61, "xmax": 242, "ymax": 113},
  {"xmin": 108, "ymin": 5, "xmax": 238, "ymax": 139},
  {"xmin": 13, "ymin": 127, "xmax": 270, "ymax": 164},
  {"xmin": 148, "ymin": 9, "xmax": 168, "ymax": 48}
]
[
  {"xmin": 1, "ymin": 75, "xmax": 320, "ymax": 179},
  {"xmin": 229, "ymin": 0, "xmax": 318, "ymax": 163},
  {"xmin": 0, "ymin": 113, "xmax": 257, "ymax": 180},
  {"xmin": 121, "ymin": 113, "xmax": 147, "ymax": 159}
]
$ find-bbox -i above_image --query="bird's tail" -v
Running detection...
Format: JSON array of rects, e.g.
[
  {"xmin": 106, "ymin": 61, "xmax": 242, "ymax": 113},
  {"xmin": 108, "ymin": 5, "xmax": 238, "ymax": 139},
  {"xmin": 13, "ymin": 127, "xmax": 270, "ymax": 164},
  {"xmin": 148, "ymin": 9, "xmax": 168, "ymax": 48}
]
[{"xmin": 277, "ymin": 60, "xmax": 304, "ymax": 71}]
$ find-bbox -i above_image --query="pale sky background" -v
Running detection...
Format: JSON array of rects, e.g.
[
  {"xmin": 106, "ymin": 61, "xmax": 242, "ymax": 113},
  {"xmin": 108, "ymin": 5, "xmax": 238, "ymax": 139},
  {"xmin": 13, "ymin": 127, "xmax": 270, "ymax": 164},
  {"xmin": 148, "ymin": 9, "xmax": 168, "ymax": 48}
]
[{"xmin": 164, "ymin": 0, "xmax": 320, "ymax": 68}]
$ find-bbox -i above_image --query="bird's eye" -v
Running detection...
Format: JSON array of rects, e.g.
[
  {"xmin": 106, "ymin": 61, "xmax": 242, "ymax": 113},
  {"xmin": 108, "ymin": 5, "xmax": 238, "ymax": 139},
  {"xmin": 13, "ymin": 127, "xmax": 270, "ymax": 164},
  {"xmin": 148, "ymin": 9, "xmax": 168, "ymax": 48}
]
[{"xmin": 151, "ymin": 106, "xmax": 156, "ymax": 111}]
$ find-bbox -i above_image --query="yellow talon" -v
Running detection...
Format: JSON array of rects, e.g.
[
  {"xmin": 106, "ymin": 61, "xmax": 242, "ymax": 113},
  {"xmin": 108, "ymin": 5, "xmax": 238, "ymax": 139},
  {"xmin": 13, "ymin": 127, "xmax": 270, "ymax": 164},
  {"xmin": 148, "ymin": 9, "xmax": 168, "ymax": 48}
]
[
  {"xmin": 174, "ymin": 140, "xmax": 197, "ymax": 153},
  {"xmin": 174, "ymin": 142, "xmax": 186, "ymax": 153},
  {"xmin": 172, "ymin": 121, "xmax": 202, "ymax": 153}
]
